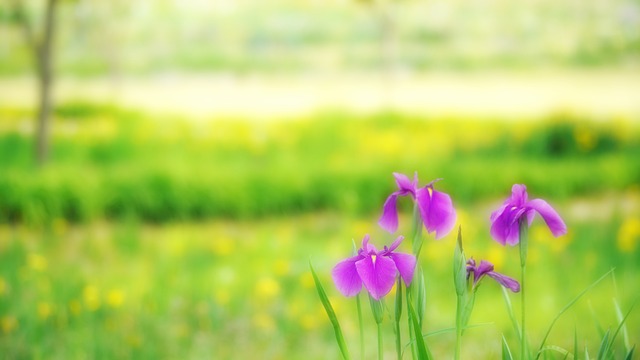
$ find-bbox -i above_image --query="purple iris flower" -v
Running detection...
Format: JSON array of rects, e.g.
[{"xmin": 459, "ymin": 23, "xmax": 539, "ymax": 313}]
[
  {"xmin": 490, "ymin": 184, "xmax": 567, "ymax": 246},
  {"xmin": 332, "ymin": 235, "xmax": 416, "ymax": 300},
  {"xmin": 379, "ymin": 172, "xmax": 456, "ymax": 240},
  {"xmin": 466, "ymin": 258, "xmax": 520, "ymax": 292}
]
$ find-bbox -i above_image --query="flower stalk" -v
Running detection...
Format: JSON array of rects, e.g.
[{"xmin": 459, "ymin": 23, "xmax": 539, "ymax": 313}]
[{"xmin": 519, "ymin": 218, "xmax": 528, "ymax": 360}]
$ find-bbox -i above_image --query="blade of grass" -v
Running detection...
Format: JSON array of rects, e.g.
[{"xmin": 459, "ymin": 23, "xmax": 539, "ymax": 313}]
[
  {"xmin": 538, "ymin": 345, "xmax": 571, "ymax": 359},
  {"xmin": 309, "ymin": 261, "xmax": 351, "ymax": 360},
  {"xmin": 596, "ymin": 329, "xmax": 610, "ymax": 360},
  {"xmin": 503, "ymin": 335, "xmax": 514, "ymax": 360},
  {"xmin": 624, "ymin": 345, "xmax": 635, "ymax": 360},
  {"xmin": 574, "ymin": 327, "xmax": 579, "ymax": 360},
  {"xmin": 613, "ymin": 299, "xmax": 631, "ymax": 353},
  {"xmin": 609, "ymin": 300, "xmax": 637, "ymax": 355},
  {"xmin": 535, "ymin": 269, "xmax": 614, "ymax": 359}
]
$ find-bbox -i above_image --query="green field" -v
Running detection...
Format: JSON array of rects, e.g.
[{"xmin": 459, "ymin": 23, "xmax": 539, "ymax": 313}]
[{"xmin": 0, "ymin": 105, "xmax": 638, "ymax": 358}]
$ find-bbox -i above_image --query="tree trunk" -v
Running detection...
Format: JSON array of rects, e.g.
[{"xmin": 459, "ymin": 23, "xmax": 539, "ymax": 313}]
[{"xmin": 35, "ymin": 0, "xmax": 57, "ymax": 166}]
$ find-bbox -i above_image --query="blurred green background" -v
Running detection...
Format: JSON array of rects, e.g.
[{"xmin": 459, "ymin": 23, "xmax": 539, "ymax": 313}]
[{"xmin": 0, "ymin": 0, "xmax": 639, "ymax": 359}]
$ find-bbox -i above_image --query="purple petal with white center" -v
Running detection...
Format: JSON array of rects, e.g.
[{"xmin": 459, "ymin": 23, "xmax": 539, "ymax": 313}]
[
  {"xmin": 379, "ymin": 192, "xmax": 401, "ymax": 233},
  {"xmin": 356, "ymin": 253, "xmax": 398, "ymax": 300},
  {"xmin": 389, "ymin": 252, "xmax": 416, "ymax": 286},
  {"xmin": 487, "ymin": 271, "xmax": 521, "ymax": 292},
  {"xmin": 332, "ymin": 255, "xmax": 364, "ymax": 297},
  {"xmin": 527, "ymin": 199, "xmax": 567, "ymax": 237}
]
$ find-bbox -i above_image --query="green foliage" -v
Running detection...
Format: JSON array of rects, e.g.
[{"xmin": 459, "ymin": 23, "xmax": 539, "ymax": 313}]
[{"xmin": 0, "ymin": 105, "xmax": 638, "ymax": 225}]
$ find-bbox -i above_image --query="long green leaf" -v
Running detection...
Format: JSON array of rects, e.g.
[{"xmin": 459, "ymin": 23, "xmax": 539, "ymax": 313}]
[
  {"xmin": 613, "ymin": 299, "xmax": 632, "ymax": 353},
  {"xmin": 501, "ymin": 286, "xmax": 521, "ymax": 341},
  {"xmin": 407, "ymin": 293, "xmax": 432, "ymax": 360},
  {"xmin": 309, "ymin": 261, "xmax": 351, "ymax": 360},
  {"xmin": 502, "ymin": 335, "xmax": 514, "ymax": 360},
  {"xmin": 536, "ymin": 269, "xmax": 614, "ymax": 359},
  {"xmin": 538, "ymin": 345, "xmax": 571, "ymax": 359}
]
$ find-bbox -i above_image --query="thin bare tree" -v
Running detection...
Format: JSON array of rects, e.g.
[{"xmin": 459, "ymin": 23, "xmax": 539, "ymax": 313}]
[{"xmin": 10, "ymin": 0, "xmax": 59, "ymax": 166}]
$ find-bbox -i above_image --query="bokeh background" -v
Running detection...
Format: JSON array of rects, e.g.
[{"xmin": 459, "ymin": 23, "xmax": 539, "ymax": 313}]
[{"xmin": 0, "ymin": 0, "xmax": 639, "ymax": 358}]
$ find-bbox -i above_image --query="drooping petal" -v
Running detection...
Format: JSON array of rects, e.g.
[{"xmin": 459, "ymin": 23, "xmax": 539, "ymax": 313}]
[
  {"xmin": 332, "ymin": 255, "xmax": 364, "ymax": 297},
  {"xmin": 490, "ymin": 207, "xmax": 521, "ymax": 246},
  {"xmin": 510, "ymin": 184, "xmax": 528, "ymax": 207},
  {"xmin": 393, "ymin": 172, "xmax": 416, "ymax": 194},
  {"xmin": 487, "ymin": 271, "xmax": 521, "ymax": 292},
  {"xmin": 379, "ymin": 192, "xmax": 401, "ymax": 233},
  {"xmin": 527, "ymin": 199, "xmax": 567, "ymax": 237},
  {"xmin": 389, "ymin": 252, "xmax": 416, "ymax": 286},
  {"xmin": 417, "ymin": 187, "xmax": 456, "ymax": 240},
  {"xmin": 385, "ymin": 236, "xmax": 404, "ymax": 253},
  {"xmin": 356, "ymin": 253, "xmax": 398, "ymax": 300}
]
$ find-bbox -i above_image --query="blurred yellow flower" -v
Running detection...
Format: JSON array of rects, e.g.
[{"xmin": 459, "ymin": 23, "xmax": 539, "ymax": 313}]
[
  {"xmin": 299, "ymin": 313, "xmax": 318, "ymax": 330},
  {"xmin": 28, "ymin": 253, "xmax": 47, "ymax": 271},
  {"xmin": 107, "ymin": 289, "xmax": 125, "ymax": 308},
  {"xmin": 37, "ymin": 302, "xmax": 52, "ymax": 320},
  {"xmin": 618, "ymin": 218, "xmax": 640, "ymax": 253},
  {"xmin": 255, "ymin": 277, "xmax": 280, "ymax": 299},
  {"xmin": 274, "ymin": 259, "xmax": 290, "ymax": 276},
  {"xmin": 83, "ymin": 285, "xmax": 101, "ymax": 311},
  {"xmin": 486, "ymin": 246, "xmax": 505, "ymax": 269},
  {"xmin": 211, "ymin": 237, "xmax": 234, "ymax": 256},
  {"xmin": 299, "ymin": 272, "xmax": 314, "ymax": 289},
  {"xmin": 1, "ymin": 316, "xmax": 17, "ymax": 334},
  {"xmin": 0, "ymin": 277, "xmax": 7, "ymax": 296}
]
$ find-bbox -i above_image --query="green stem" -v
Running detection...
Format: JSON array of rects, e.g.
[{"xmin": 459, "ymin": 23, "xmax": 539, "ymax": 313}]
[
  {"xmin": 519, "ymin": 219, "xmax": 528, "ymax": 360},
  {"xmin": 395, "ymin": 277, "xmax": 403, "ymax": 360},
  {"xmin": 356, "ymin": 294, "xmax": 364, "ymax": 360},
  {"xmin": 378, "ymin": 322, "xmax": 384, "ymax": 360},
  {"xmin": 455, "ymin": 294, "xmax": 463, "ymax": 360}
]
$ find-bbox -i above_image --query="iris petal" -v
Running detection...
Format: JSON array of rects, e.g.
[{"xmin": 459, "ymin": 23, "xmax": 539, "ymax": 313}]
[
  {"xmin": 389, "ymin": 252, "xmax": 416, "ymax": 286},
  {"xmin": 379, "ymin": 192, "xmax": 401, "ymax": 233},
  {"xmin": 424, "ymin": 188, "xmax": 457, "ymax": 240},
  {"xmin": 487, "ymin": 271, "xmax": 521, "ymax": 292},
  {"xmin": 332, "ymin": 255, "xmax": 363, "ymax": 297},
  {"xmin": 510, "ymin": 184, "xmax": 528, "ymax": 206},
  {"xmin": 527, "ymin": 199, "xmax": 567, "ymax": 237},
  {"xmin": 490, "ymin": 207, "xmax": 520, "ymax": 246},
  {"xmin": 356, "ymin": 254, "xmax": 397, "ymax": 300},
  {"xmin": 393, "ymin": 172, "xmax": 416, "ymax": 194}
]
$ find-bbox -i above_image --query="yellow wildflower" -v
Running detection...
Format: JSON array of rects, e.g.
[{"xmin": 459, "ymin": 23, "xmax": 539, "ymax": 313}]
[
  {"xmin": 1, "ymin": 316, "xmax": 17, "ymax": 333},
  {"xmin": 37, "ymin": 302, "xmax": 52, "ymax": 320},
  {"xmin": 107, "ymin": 289, "xmax": 125, "ymax": 308},
  {"xmin": 255, "ymin": 277, "xmax": 280, "ymax": 299},
  {"xmin": 618, "ymin": 218, "xmax": 640, "ymax": 253},
  {"xmin": 27, "ymin": 253, "xmax": 47, "ymax": 271}
]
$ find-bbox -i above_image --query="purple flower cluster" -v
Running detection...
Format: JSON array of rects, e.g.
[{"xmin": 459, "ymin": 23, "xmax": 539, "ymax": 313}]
[{"xmin": 332, "ymin": 174, "xmax": 565, "ymax": 301}]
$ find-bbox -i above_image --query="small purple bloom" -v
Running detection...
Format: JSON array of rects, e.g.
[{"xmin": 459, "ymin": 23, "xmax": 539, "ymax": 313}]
[
  {"xmin": 466, "ymin": 258, "xmax": 520, "ymax": 292},
  {"xmin": 332, "ymin": 235, "xmax": 416, "ymax": 300},
  {"xmin": 379, "ymin": 172, "xmax": 456, "ymax": 240},
  {"xmin": 490, "ymin": 184, "xmax": 567, "ymax": 246}
]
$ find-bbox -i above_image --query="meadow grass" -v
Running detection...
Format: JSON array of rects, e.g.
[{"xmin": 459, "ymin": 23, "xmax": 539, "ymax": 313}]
[
  {"xmin": 0, "ymin": 104, "xmax": 638, "ymax": 224},
  {"xmin": 0, "ymin": 201, "xmax": 637, "ymax": 359}
]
